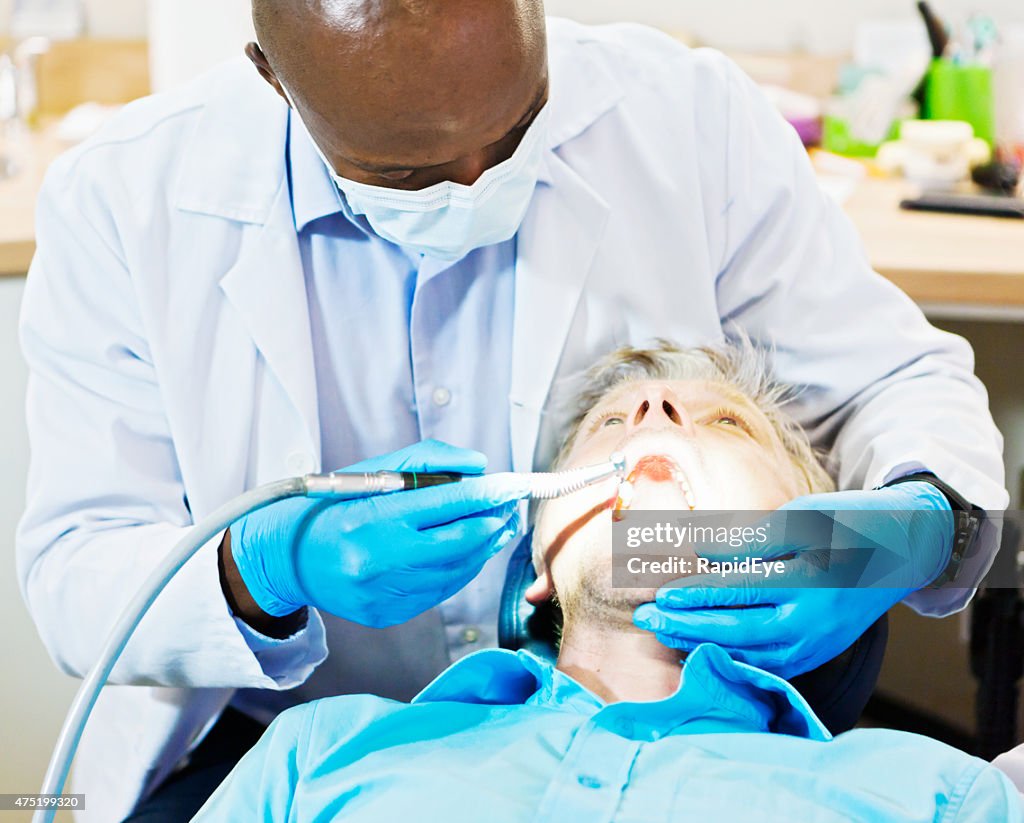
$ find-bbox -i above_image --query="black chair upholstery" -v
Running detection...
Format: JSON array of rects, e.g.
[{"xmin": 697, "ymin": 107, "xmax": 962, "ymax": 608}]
[
  {"xmin": 970, "ymin": 517, "xmax": 1024, "ymax": 760},
  {"xmin": 500, "ymin": 530, "xmax": 888, "ymax": 735}
]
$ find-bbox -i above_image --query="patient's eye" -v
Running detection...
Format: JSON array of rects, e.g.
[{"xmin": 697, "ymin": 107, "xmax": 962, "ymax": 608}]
[
  {"xmin": 705, "ymin": 407, "xmax": 754, "ymax": 436},
  {"xmin": 590, "ymin": 411, "xmax": 626, "ymax": 432}
]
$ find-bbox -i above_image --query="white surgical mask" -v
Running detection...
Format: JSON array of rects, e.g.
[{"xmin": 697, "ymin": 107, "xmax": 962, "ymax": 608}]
[{"xmin": 285, "ymin": 84, "xmax": 549, "ymax": 262}]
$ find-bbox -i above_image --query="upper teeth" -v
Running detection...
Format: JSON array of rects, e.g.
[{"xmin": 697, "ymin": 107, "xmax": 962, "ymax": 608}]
[
  {"xmin": 675, "ymin": 472, "xmax": 696, "ymax": 510},
  {"xmin": 614, "ymin": 462, "xmax": 696, "ymax": 511}
]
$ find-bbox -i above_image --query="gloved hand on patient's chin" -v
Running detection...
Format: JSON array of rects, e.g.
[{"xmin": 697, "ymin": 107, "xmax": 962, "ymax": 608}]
[
  {"xmin": 633, "ymin": 482, "xmax": 954, "ymax": 680},
  {"xmin": 229, "ymin": 439, "xmax": 528, "ymax": 628}
]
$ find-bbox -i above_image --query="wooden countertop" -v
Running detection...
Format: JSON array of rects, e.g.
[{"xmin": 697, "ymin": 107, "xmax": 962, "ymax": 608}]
[
  {"xmin": 0, "ymin": 37, "xmax": 149, "ymax": 278},
  {"xmin": 843, "ymin": 177, "xmax": 1024, "ymax": 307},
  {"xmin": 2, "ymin": 127, "xmax": 1024, "ymax": 306}
]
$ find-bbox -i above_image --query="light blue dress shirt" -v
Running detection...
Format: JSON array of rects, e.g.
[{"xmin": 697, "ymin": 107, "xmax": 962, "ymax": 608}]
[
  {"xmin": 230, "ymin": 110, "xmax": 520, "ymax": 721},
  {"xmin": 195, "ymin": 643, "xmax": 1020, "ymax": 822}
]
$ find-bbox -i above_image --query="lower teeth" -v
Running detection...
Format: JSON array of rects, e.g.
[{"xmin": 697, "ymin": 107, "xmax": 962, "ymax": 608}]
[{"xmin": 613, "ymin": 480, "xmax": 635, "ymax": 519}]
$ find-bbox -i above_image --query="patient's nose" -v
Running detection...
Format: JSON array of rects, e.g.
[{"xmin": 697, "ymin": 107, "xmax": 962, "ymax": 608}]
[{"xmin": 629, "ymin": 387, "xmax": 695, "ymax": 435}]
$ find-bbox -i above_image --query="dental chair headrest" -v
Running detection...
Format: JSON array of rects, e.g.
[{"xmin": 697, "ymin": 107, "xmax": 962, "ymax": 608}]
[{"xmin": 499, "ymin": 530, "xmax": 559, "ymax": 661}]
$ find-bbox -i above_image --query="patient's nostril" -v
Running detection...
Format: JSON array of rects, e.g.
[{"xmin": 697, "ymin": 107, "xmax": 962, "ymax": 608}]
[
  {"xmin": 633, "ymin": 400, "xmax": 650, "ymax": 425},
  {"xmin": 662, "ymin": 400, "xmax": 682, "ymax": 425}
]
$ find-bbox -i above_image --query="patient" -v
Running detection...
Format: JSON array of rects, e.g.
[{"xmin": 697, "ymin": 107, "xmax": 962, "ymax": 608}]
[{"xmin": 193, "ymin": 340, "xmax": 1019, "ymax": 822}]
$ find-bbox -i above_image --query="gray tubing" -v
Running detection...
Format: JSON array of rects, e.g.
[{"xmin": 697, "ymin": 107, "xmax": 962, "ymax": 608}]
[{"xmin": 33, "ymin": 477, "xmax": 306, "ymax": 823}]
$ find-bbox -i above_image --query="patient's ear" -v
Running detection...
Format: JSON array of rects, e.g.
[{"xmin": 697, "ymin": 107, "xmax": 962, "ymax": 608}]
[{"xmin": 525, "ymin": 566, "xmax": 554, "ymax": 605}]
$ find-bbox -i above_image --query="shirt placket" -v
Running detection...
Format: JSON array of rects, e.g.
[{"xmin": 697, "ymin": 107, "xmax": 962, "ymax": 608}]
[
  {"xmin": 409, "ymin": 257, "xmax": 487, "ymax": 658},
  {"xmin": 533, "ymin": 719, "xmax": 642, "ymax": 823}
]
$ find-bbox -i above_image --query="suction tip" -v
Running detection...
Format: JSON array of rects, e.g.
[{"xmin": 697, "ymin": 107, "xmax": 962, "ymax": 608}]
[{"xmin": 610, "ymin": 451, "xmax": 627, "ymax": 480}]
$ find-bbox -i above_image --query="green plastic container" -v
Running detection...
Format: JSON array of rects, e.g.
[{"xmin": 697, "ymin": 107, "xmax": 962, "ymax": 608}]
[
  {"xmin": 924, "ymin": 59, "xmax": 995, "ymax": 145},
  {"xmin": 821, "ymin": 116, "xmax": 901, "ymax": 158}
]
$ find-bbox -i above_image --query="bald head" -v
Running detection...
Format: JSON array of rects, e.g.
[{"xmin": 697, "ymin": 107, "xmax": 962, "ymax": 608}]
[{"xmin": 247, "ymin": 0, "xmax": 548, "ymax": 188}]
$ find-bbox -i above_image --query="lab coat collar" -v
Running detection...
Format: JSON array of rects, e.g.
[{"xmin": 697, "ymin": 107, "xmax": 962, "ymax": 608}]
[
  {"xmin": 412, "ymin": 644, "xmax": 831, "ymax": 742},
  {"xmin": 217, "ymin": 175, "xmax": 322, "ymax": 466},
  {"xmin": 174, "ymin": 58, "xmax": 288, "ymax": 225},
  {"xmin": 509, "ymin": 148, "xmax": 610, "ymax": 473},
  {"xmin": 543, "ymin": 17, "xmax": 626, "ymax": 150},
  {"xmin": 504, "ymin": 27, "xmax": 625, "ymax": 477},
  {"xmin": 179, "ymin": 69, "xmax": 327, "ymax": 466},
  {"xmin": 173, "ymin": 19, "xmax": 624, "ymax": 227}
]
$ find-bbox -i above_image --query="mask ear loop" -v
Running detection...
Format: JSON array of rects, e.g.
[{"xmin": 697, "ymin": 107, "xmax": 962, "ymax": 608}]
[{"xmin": 278, "ymin": 82, "xmax": 297, "ymax": 110}]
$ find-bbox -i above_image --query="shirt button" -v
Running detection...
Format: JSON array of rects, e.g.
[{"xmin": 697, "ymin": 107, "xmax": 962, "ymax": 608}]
[
  {"xmin": 286, "ymin": 451, "xmax": 316, "ymax": 475},
  {"xmin": 432, "ymin": 387, "xmax": 452, "ymax": 407},
  {"xmin": 577, "ymin": 774, "xmax": 604, "ymax": 790},
  {"xmin": 616, "ymin": 719, "xmax": 635, "ymax": 737},
  {"xmin": 461, "ymin": 627, "xmax": 480, "ymax": 644}
]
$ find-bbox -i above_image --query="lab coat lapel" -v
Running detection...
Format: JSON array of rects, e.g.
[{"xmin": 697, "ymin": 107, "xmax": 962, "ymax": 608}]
[
  {"xmin": 510, "ymin": 154, "xmax": 610, "ymax": 472},
  {"xmin": 218, "ymin": 180, "xmax": 321, "ymax": 462},
  {"xmin": 173, "ymin": 60, "xmax": 319, "ymax": 463}
]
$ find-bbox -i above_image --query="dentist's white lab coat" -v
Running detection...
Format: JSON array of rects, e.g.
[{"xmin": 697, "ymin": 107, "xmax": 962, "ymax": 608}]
[{"xmin": 16, "ymin": 19, "xmax": 1006, "ymax": 822}]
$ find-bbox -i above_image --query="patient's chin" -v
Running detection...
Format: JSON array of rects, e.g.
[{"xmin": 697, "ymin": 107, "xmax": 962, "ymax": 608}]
[{"xmin": 558, "ymin": 560, "xmax": 657, "ymax": 629}]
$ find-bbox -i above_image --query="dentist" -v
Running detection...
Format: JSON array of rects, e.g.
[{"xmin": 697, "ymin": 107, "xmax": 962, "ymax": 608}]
[{"xmin": 17, "ymin": 1, "xmax": 1005, "ymax": 821}]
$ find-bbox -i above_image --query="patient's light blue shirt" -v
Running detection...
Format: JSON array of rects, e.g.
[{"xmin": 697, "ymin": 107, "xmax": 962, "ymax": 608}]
[{"xmin": 195, "ymin": 645, "xmax": 1020, "ymax": 822}]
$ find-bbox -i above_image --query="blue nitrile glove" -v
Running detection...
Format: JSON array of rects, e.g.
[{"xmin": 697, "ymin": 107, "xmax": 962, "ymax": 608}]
[
  {"xmin": 633, "ymin": 482, "xmax": 954, "ymax": 679},
  {"xmin": 230, "ymin": 440, "xmax": 528, "ymax": 627}
]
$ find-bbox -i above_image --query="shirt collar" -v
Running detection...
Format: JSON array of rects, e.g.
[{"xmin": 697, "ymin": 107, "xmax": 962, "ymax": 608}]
[
  {"xmin": 673, "ymin": 643, "xmax": 831, "ymax": 741},
  {"xmin": 412, "ymin": 646, "xmax": 581, "ymax": 707},
  {"xmin": 288, "ymin": 110, "xmax": 348, "ymax": 233},
  {"xmin": 412, "ymin": 643, "xmax": 831, "ymax": 742}
]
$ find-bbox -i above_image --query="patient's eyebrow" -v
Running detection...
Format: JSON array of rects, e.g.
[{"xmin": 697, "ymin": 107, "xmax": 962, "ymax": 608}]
[
  {"xmin": 694, "ymin": 385, "xmax": 766, "ymax": 418},
  {"xmin": 697, "ymin": 382, "xmax": 758, "ymax": 407}
]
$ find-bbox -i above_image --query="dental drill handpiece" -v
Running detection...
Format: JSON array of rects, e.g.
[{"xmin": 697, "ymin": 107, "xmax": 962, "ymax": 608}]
[
  {"xmin": 304, "ymin": 470, "xmax": 466, "ymax": 498},
  {"xmin": 519, "ymin": 451, "xmax": 628, "ymax": 499},
  {"xmin": 301, "ymin": 452, "xmax": 628, "ymax": 500}
]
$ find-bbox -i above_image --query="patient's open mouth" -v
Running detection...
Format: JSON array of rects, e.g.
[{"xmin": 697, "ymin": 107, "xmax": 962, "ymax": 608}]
[{"xmin": 614, "ymin": 455, "xmax": 696, "ymax": 518}]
